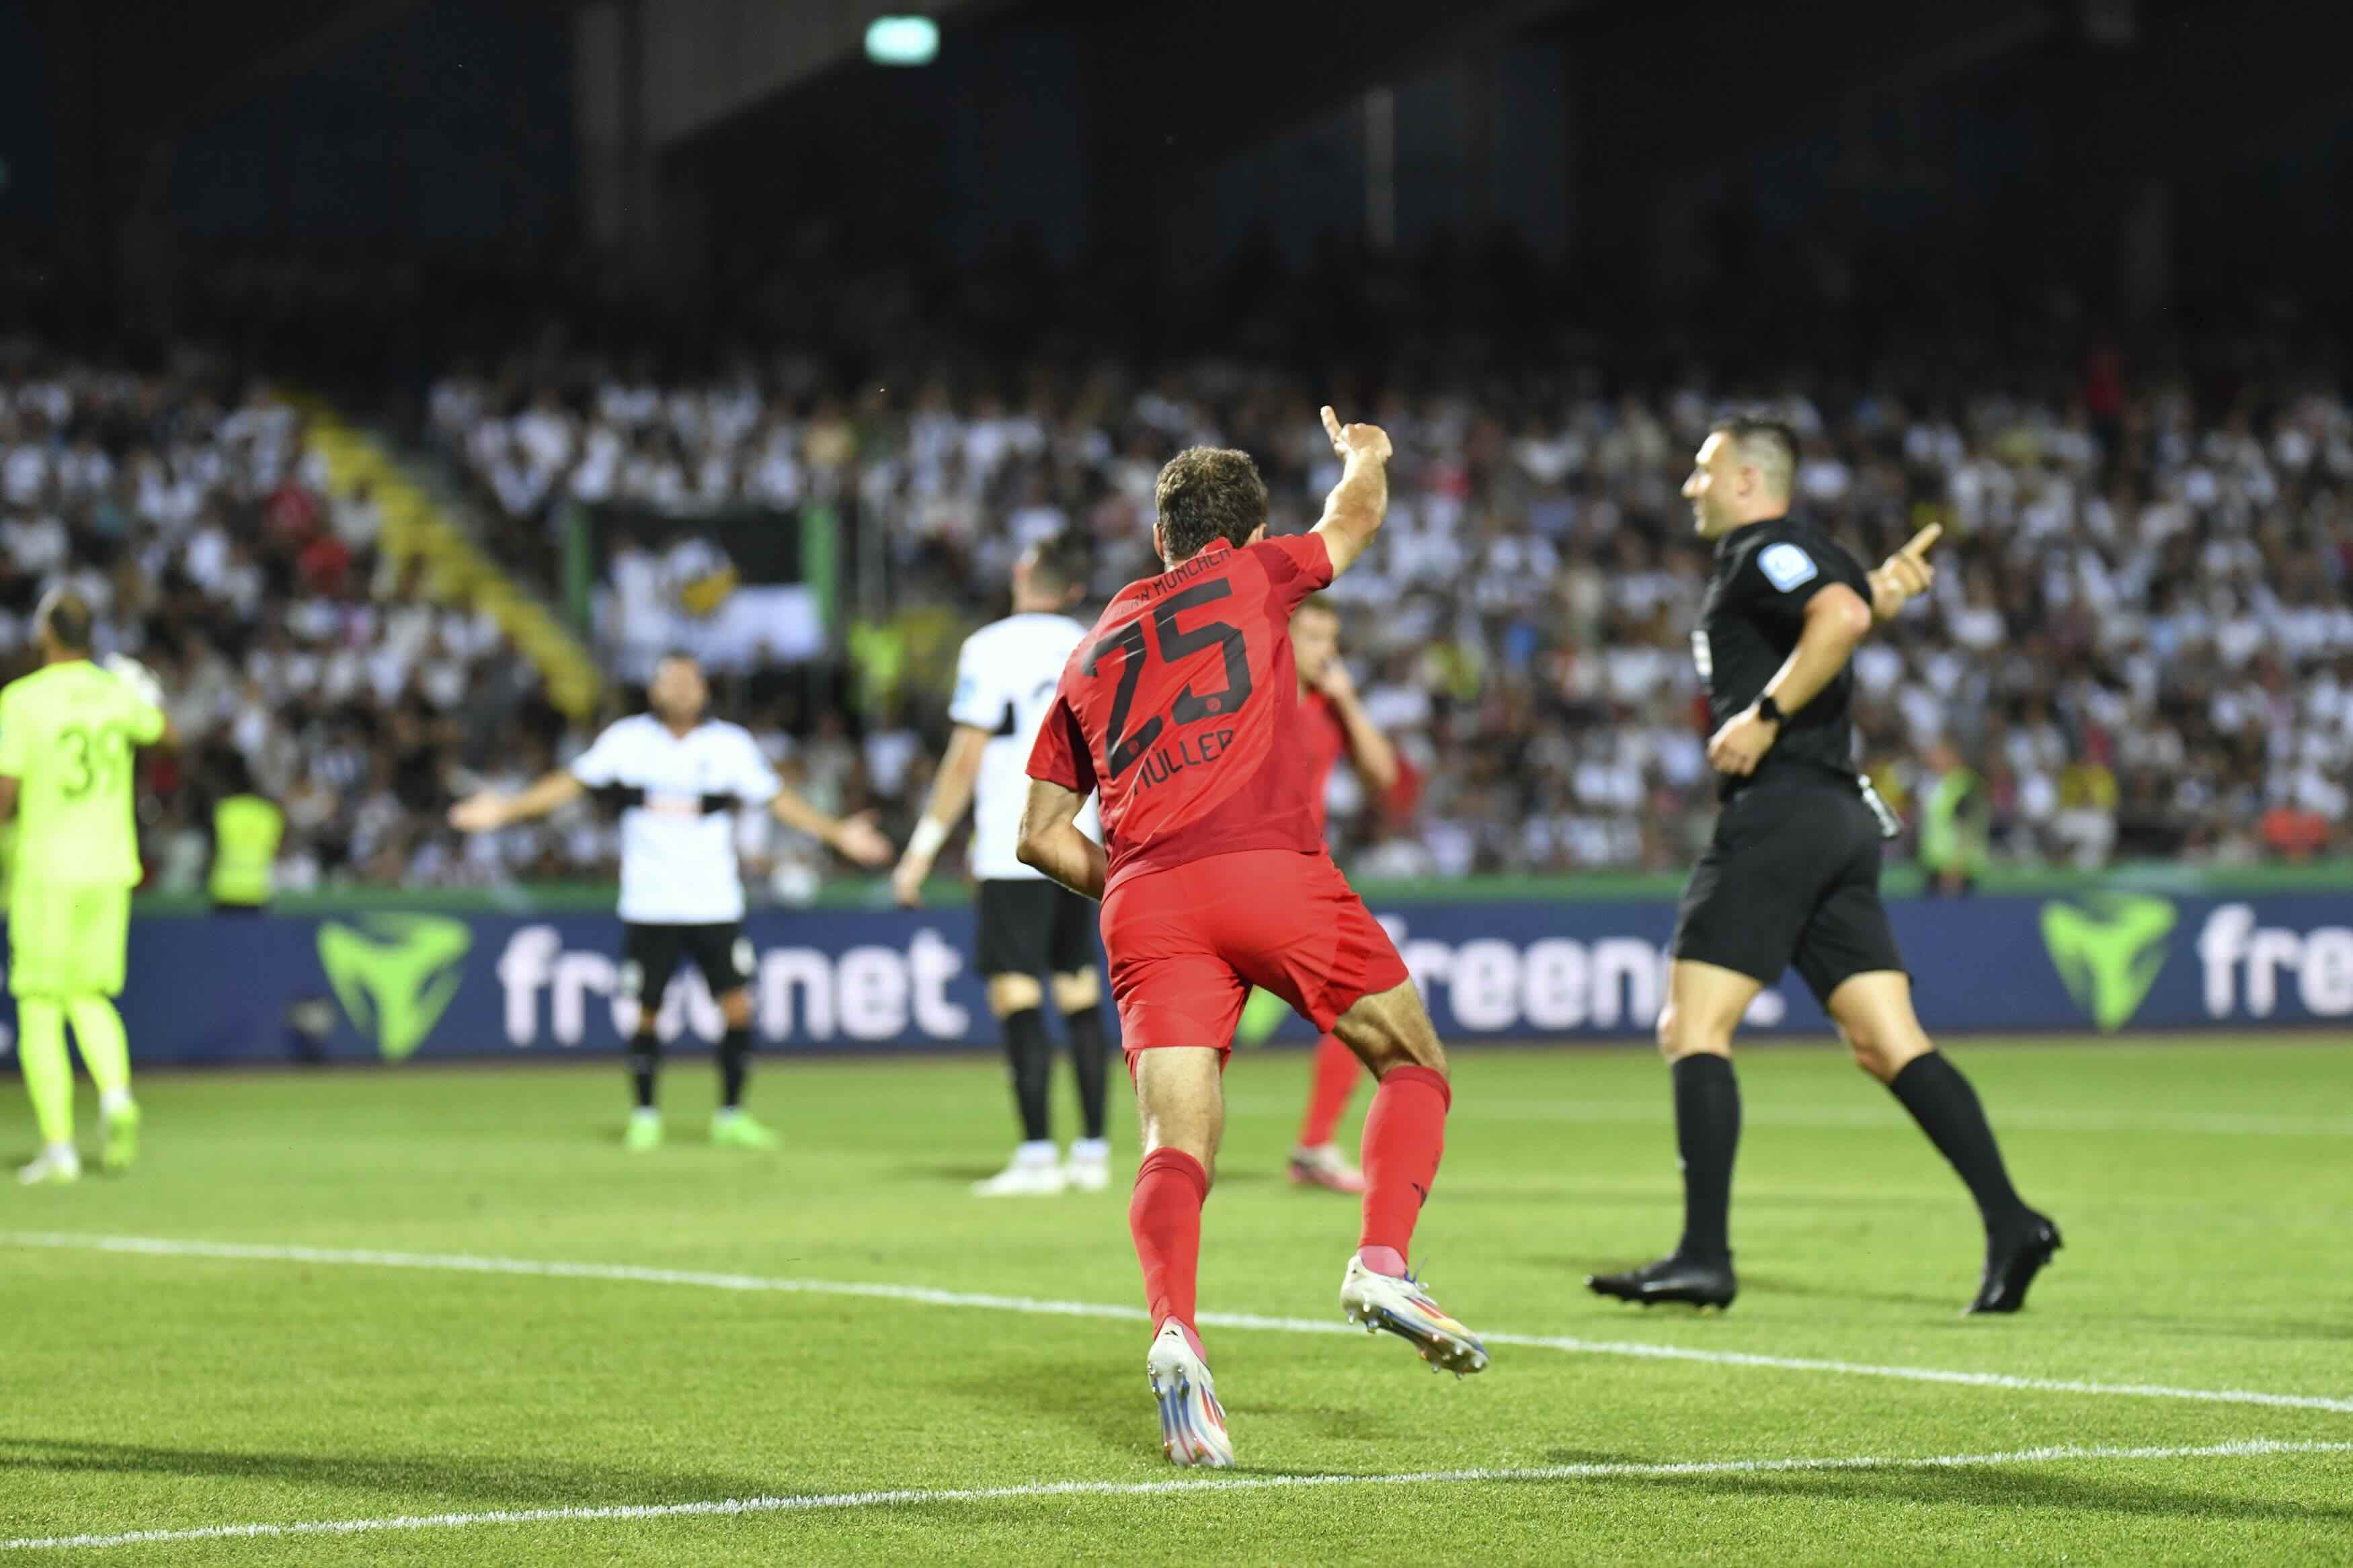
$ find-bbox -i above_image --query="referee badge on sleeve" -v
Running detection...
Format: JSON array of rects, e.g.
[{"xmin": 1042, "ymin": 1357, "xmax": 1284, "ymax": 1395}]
[{"xmin": 1758, "ymin": 542, "xmax": 1819, "ymax": 592}]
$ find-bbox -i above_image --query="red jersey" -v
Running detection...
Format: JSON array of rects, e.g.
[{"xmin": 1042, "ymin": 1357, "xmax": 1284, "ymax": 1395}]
[
  {"xmin": 1295, "ymin": 690, "xmax": 1348, "ymax": 842},
  {"xmin": 1028, "ymin": 534, "xmax": 1334, "ymax": 894}
]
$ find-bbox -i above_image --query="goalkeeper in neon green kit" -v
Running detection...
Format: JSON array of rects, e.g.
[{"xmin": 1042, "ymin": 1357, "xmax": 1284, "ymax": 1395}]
[{"xmin": 0, "ymin": 591, "xmax": 172, "ymax": 1184}]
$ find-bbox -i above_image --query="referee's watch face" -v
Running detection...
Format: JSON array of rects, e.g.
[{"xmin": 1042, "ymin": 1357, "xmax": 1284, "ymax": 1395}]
[{"xmin": 1684, "ymin": 432, "xmax": 1741, "ymax": 539}]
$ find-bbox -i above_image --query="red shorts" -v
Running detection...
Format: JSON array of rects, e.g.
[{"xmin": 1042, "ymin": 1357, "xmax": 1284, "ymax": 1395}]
[{"xmin": 1099, "ymin": 848, "xmax": 1409, "ymax": 1056}]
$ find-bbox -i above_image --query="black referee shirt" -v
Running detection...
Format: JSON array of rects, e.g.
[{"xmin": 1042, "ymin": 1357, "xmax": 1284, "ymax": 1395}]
[{"xmin": 1694, "ymin": 515, "xmax": 1872, "ymax": 797}]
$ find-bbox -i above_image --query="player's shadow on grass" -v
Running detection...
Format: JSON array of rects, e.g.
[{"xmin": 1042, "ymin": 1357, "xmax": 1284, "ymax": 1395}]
[
  {"xmin": 945, "ymin": 1359, "xmax": 1145, "ymax": 1452},
  {"xmin": 2096, "ymin": 1312, "xmax": 2353, "ymax": 1344},
  {"xmin": 1468, "ymin": 1186, "xmax": 1933, "ymax": 1212},
  {"xmin": 949, "ymin": 1360, "xmax": 1421, "ymax": 1457},
  {"xmin": 1734, "ymin": 1273, "xmax": 1957, "ymax": 1313},
  {"xmin": 906, "ymin": 1161, "xmax": 1013, "ymax": 1182},
  {"xmin": 1546, "ymin": 1262, "xmax": 1952, "ymax": 1313},
  {"xmin": 1602, "ymin": 1466, "xmax": 2353, "ymax": 1528},
  {"xmin": 0, "ymin": 1436, "xmax": 776, "ymax": 1512},
  {"xmin": 896, "ymin": 1163, "xmax": 1281, "ymax": 1187}
]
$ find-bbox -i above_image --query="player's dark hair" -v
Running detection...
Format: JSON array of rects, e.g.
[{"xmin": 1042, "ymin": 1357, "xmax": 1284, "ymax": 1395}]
[
  {"xmin": 1029, "ymin": 531, "xmax": 1091, "ymax": 597},
  {"xmin": 1154, "ymin": 446, "xmax": 1268, "ymax": 563},
  {"xmin": 36, "ymin": 590, "xmax": 92, "ymax": 653},
  {"xmin": 1709, "ymin": 415, "xmax": 1801, "ymax": 494}
]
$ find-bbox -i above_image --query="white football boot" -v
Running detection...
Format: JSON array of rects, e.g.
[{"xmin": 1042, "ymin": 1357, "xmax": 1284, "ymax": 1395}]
[
  {"xmin": 17, "ymin": 1145, "xmax": 81, "ymax": 1186},
  {"xmin": 971, "ymin": 1141, "xmax": 1067, "ymax": 1197},
  {"xmin": 1339, "ymin": 1253, "xmax": 1490, "ymax": 1376},
  {"xmin": 1064, "ymin": 1138, "xmax": 1111, "ymax": 1193},
  {"xmin": 1146, "ymin": 1321, "xmax": 1235, "ymax": 1469}
]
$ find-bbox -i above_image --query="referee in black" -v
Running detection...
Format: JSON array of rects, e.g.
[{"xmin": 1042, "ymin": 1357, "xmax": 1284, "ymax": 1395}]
[{"xmin": 1589, "ymin": 416, "xmax": 2061, "ymax": 1315}]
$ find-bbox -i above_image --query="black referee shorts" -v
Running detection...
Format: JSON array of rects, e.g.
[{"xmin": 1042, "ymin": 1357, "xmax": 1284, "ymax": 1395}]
[
  {"xmin": 620, "ymin": 922, "xmax": 756, "ymax": 1018},
  {"xmin": 1670, "ymin": 770, "xmax": 1907, "ymax": 1005},
  {"xmin": 975, "ymin": 879, "xmax": 1099, "ymax": 980}
]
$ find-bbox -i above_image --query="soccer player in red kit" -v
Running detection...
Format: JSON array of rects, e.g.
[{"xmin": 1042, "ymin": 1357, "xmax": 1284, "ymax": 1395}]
[
  {"xmin": 1275, "ymin": 597, "xmax": 1399, "ymax": 1192},
  {"xmin": 1019, "ymin": 409, "xmax": 1486, "ymax": 1469}
]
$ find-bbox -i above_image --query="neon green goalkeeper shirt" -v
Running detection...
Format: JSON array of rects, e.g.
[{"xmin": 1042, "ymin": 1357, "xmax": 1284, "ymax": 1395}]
[{"xmin": 0, "ymin": 660, "xmax": 167, "ymax": 888}]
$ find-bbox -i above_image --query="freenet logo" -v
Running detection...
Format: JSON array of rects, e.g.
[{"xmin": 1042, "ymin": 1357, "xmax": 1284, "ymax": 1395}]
[
  {"xmin": 317, "ymin": 914, "xmax": 475, "ymax": 1060},
  {"xmin": 2195, "ymin": 904, "xmax": 2353, "ymax": 1020},
  {"xmin": 496, "ymin": 925, "xmax": 971, "ymax": 1048},
  {"xmin": 1373, "ymin": 919, "xmax": 1784, "ymax": 1034},
  {"xmin": 2039, "ymin": 893, "xmax": 2176, "ymax": 1031}
]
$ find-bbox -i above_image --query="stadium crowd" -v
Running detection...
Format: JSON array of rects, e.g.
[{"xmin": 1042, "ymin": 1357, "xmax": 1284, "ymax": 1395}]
[
  {"xmin": 0, "ymin": 348, "xmax": 539, "ymax": 893},
  {"xmin": 8, "ymin": 315, "xmax": 2350, "ymax": 893},
  {"xmin": 428, "ymin": 341, "xmax": 2353, "ymax": 880}
]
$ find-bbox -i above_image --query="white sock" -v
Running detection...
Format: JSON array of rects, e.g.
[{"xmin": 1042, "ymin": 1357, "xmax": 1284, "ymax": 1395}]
[
  {"xmin": 100, "ymin": 1088, "xmax": 132, "ymax": 1116},
  {"xmin": 633, "ymin": 1107, "xmax": 661, "ymax": 1123},
  {"xmin": 1068, "ymin": 1138, "xmax": 1110, "ymax": 1161},
  {"xmin": 1014, "ymin": 1140, "xmax": 1058, "ymax": 1165},
  {"xmin": 44, "ymin": 1142, "xmax": 75, "ymax": 1160}
]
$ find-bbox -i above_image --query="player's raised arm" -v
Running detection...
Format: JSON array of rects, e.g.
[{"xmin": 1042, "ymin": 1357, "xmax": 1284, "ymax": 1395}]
[
  {"xmin": 102, "ymin": 654, "xmax": 178, "ymax": 749},
  {"xmin": 1014, "ymin": 777, "xmax": 1107, "ymax": 901},
  {"xmin": 893, "ymin": 724, "xmax": 988, "ymax": 904},
  {"xmin": 448, "ymin": 769, "xmax": 586, "ymax": 833},
  {"xmin": 1308, "ymin": 406, "xmax": 1393, "ymax": 579},
  {"xmin": 1316, "ymin": 655, "xmax": 1400, "ymax": 792},
  {"xmin": 1867, "ymin": 524, "xmax": 1942, "ymax": 622}
]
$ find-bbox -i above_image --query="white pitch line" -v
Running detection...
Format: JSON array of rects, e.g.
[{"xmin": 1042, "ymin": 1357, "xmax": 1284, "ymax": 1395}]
[
  {"xmin": 9, "ymin": 1231, "xmax": 2352, "ymax": 1416},
  {"xmin": 5, "ymin": 1438, "xmax": 2349, "ymax": 1553},
  {"xmin": 1226, "ymin": 1098, "xmax": 2353, "ymax": 1139}
]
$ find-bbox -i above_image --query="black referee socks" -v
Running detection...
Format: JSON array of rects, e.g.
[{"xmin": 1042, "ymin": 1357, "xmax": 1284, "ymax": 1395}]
[
  {"xmin": 1671, "ymin": 1053, "xmax": 1741, "ymax": 1264},
  {"xmin": 717, "ymin": 1025, "xmax": 752, "ymax": 1110},
  {"xmin": 1888, "ymin": 1053, "xmax": 2029, "ymax": 1237},
  {"xmin": 627, "ymin": 1032, "xmax": 661, "ymax": 1110},
  {"xmin": 1064, "ymin": 1007, "xmax": 1110, "ymax": 1143},
  {"xmin": 1002, "ymin": 1009, "xmax": 1053, "ymax": 1144}
]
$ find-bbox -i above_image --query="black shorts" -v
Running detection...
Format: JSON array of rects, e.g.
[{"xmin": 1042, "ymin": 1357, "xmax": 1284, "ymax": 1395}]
[
  {"xmin": 1670, "ymin": 771, "xmax": 1907, "ymax": 1005},
  {"xmin": 975, "ymin": 879, "xmax": 1099, "ymax": 979},
  {"xmin": 620, "ymin": 922, "xmax": 756, "ymax": 1013}
]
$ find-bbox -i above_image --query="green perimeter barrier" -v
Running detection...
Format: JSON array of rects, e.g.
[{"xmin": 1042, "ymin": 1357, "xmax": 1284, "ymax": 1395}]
[{"xmin": 130, "ymin": 858, "xmax": 2351, "ymax": 918}]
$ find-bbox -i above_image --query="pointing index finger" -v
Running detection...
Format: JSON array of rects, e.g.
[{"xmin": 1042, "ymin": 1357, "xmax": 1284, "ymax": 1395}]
[
  {"xmin": 1901, "ymin": 522, "xmax": 1944, "ymax": 559},
  {"xmin": 1321, "ymin": 405, "xmax": 1345, "ymax": 444}
]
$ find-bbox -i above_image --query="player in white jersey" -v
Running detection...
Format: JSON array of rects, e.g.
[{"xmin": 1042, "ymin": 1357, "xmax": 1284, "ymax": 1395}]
[
  {"xmin": 892, "ymin": 534, "xmax": 1113, "ymax": 1196},
  {"xmin": 452, "ymin": 653, "xmax": 891, "ymax": 1149}
]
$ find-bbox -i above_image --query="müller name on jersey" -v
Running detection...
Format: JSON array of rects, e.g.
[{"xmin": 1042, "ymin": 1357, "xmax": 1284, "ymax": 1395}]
[{"xmin": 1131, "ymin": 725, "xmax": 1238, "ymax": 793}]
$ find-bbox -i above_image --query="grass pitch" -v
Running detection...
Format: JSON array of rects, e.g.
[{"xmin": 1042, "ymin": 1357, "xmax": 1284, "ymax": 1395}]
[{"xmin": 2, "ymin": 1035, "xmax": 2348, "ymax": 1564}]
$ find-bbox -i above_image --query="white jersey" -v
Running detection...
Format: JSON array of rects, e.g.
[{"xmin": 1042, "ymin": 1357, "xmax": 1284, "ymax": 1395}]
[
  {"xmin": 949, "ymin": 612, "xmax": 1100, "ymax": 881},
  {"xmin": 568, "ymin": 714, "xmax": 779, "ymax": 924}
]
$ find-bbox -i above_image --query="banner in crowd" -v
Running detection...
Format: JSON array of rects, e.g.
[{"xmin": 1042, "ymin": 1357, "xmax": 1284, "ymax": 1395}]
[
  {"xmin": 0, "ymin": 890, "xmax": 2345, "ymax": 1066},
  {"xmin": 584, "ymin": 501, "xmax": 832, "ymax": 676}
]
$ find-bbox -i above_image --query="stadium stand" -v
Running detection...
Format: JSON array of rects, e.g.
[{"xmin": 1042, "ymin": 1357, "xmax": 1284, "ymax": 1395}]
[
  {"xmin": 426, "ymin": 340, "xmax": 2353, "ymax": 881},
  {"xmin": 0, "ymin": 348, "xmax": 555, "ymax": 891}
]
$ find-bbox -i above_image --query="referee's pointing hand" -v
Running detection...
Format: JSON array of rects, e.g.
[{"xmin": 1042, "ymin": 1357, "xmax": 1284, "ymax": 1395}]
[{"xmin": 1870, "ymin": 522, "xmax": 1942, "ymax": 618}]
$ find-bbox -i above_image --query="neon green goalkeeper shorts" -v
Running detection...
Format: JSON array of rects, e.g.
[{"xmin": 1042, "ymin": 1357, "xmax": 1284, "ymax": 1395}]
[{"xmin": 7, "ymin": 880, "xmax": 130, "ymax": 999}]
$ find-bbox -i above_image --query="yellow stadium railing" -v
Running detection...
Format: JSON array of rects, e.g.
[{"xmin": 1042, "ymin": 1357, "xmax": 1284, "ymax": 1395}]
[{"xmin": 289, "ymin": 397, "xmax": 602, "ymax": 721}]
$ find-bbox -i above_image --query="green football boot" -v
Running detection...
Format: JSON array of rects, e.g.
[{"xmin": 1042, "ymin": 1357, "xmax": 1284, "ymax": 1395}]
[{"xmin": 710, "ymin": 1110, "xmax": 781, "ymax": 1151}]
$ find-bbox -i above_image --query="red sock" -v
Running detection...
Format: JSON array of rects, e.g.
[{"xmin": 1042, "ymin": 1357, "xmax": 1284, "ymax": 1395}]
[
  {"xmin": 1130, "ymin": 1147, "xmax": 1209, "ymax": 1332},
  {"xmin": 1298, "ymin": 1034, "xmax": 1362, "ymax": 1148},
  {"xmin": 1358, "ymin": 1065, "xmax": 1451, "ymax": 1265}
]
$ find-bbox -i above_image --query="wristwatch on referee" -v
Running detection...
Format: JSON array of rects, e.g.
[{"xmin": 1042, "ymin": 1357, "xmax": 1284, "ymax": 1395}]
[{"xmin": 1754, "ymin": 693, "xmax": 1785, "ymax": 727}]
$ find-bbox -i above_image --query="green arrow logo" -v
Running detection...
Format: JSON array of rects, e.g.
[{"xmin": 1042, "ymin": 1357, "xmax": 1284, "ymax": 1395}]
[
  {"xmin": 2039, "ymin": 893, "xmax": 2176, "ymax": 1032},
  {"xmin": 317, "ymin": 915, "xmax": 474, "ymax": 1061}
]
